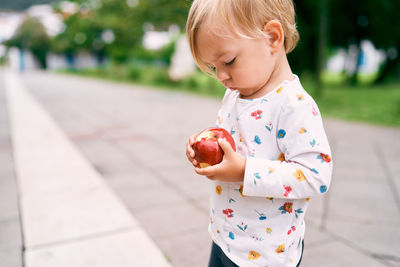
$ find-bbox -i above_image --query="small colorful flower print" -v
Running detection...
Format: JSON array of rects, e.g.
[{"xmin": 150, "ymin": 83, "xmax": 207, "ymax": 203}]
[
  {"xmin": 268, "ymin": 167, "xmax": 275, "ymax": 174},
  {"xmin": 295, "ymin": 208, "xmax": 304, "ymax": 218},
  {"xmin": 255, "ymin": 210, "xmax": 267, "ymax": 220},
  {"xmin": 294, "ymin": 169, "xmax": 306, "ymax": 181},
  {"xmin": 251, "ymin": 235, "xmax": 264, "ymax": 242},
  {"xmin": 275, "ymin": 244, "xmax": 285, "ymax": 254},
  {"xmin": 283, "ymin": 185, "xmax": 292, "ymax": 197},
  {"xmin": 254, "ymin": 172, "xmax": 261, "ymax": 184},
  {"xmin": 297, "ymin": 94, "xmax": 304, "ymax": 101},
  {"xmin": 238, "ymin": 185, "xmax": 246, "ymax": 197},
  {"xmin": 310, "ymin": 139, "xmax": 316, "ymax": 147},
  {"xmin": 287, "ymin": 226, "xmax": 296, "ymax": 235},
  {"xmin": 277, "ymin": 129, "xmax": 286, "ymax": 139},
  {"xmin": 266, "ymin": 197, "xmax": 274, "ymax": 202},
  {"xmin": 311, "ymin": 168, "xmax": 319, "ymax": 174},
  {"xmin": 266, "ymin": 227, "xmax": 272, "ymax": 235},
  {"xmin": 253, "ymin": 135, "xmax": 262, "ymax": 144},
  {"xmin": 278, "ymin": 153, "xmax": 286, "ymax": 162},
  {"xmin": 312, "ymin": 106, "xmax": 319, "ymax": 116},
  {"xmin": 237, "ymin": 222, "xmax": 248, "ymax": 232},
  {"xmin": 277, "ymin": 86, "xmax": 283, "ymax": 93},
  {"xmin": 320, "ymin": 185, "xmax": 328, "ymax": 193},
  {"xmin": 299, "ymin": 127, "xmax": 307, "ymax": 134},
  {"xmin": 279, "ymin": 202, "xmax": 293, "ymax": 214},
  {"xmin": 216, "ymin": 185, "xmax": 222, "ymax": 195},
  {"xmin": 222, "ymin": 209, "xmax": 234, "ymax": 218},
  {"xmin": 265, "ymin": 122, "xmax": 273, "ymax": 132},
  {"xmin": 251, "ymin": 110, "xmax": 263, "ymax": 120},
  {"xmin": 248, "ymin": 250, "xmax": 261, "ymax": 260},
  {"xmin": 228, "ymin": 232, "xmax": 235, "ymax": 240},
  {"xmin": 317, "ymin": 153, "xmax": 331, "ymax": 163}
]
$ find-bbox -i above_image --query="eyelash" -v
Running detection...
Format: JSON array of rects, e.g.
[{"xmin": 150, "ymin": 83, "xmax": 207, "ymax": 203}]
[
  {"xmin": 208, "ymin": 65, "xmax": 216, "ymax": 73},
  {"xmin": 225, "ymin": 57, "xmax": 236, "ymax": 66},
  {"xmin": 208, "ymin": 57, "xmax": 236, "ymax": 72}
]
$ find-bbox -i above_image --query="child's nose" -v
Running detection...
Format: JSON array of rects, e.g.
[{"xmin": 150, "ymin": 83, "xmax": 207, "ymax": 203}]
[{"xmin": 216, "ymin": 69, "xmax": 230, "ymax": 83}]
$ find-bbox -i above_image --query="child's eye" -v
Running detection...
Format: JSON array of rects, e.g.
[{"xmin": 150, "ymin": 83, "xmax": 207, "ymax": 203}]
[
  {"xmin": 225, "ymin": 57, "xmax": 236, "ymax": 66},
  {"xmin": 208, "ymin": 65, "xmax": 216, "ymax": 72}
]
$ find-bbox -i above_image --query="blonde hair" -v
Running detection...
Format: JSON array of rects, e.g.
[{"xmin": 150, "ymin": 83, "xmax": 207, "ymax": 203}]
[{"xmin": 186, "ymin": 0, "xmax": 299, "ymax": 74}]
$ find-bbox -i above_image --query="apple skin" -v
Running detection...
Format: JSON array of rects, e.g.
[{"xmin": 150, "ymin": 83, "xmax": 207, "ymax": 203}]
[{"xmin": 193, "ymin": 127, "xmax": 236, "ymax": 168}]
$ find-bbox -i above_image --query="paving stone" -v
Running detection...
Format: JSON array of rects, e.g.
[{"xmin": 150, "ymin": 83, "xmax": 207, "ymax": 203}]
[
  {"xmin": 301, "ymin": 239, "xmax": 387, "ymax": 267},
  {"xmin": 0, "ymin": 151, "xmax": 19, "ymax": 222},
  {"xmin": 25, "ymin": 228, "xmax": 172, "ymax": 267},
  {"xmin": 328, "ymin": 179, "xmax": 398, "ymax": 223},
  {"xmin": 302, "ymin": 220, "xmax": 332, "ymax": 246},
  {"xmin": 14, "ymin": 70, "xmax": 400, "ymax": 267},
  {"xmin": 6, "ymin": 70, "xmax": 171, "ymax": 267},
  {"xmin": 325, "ymin": 218, "xmax": 400, "ymax": 257},
  {"xmin": 110, "ymin": 179, "xmax": 188, "ymax": 213},
  {"xmin": 157, "ymin": 228, "xmax": 212, "ymax": 267},
  {"xmin": 0, "ymin": 218, "xmax": 22, "ymax": 250},
  {"xmin": 0, "ymin": 248, "xmax": 22, "ymax": 267},
  {"xmin": 21, "ymin": 184, "xmax": 137, "ymax": 247},
  {"xmin": 134, "ymin": 201, "xmax": 209, "ymax": 239}
]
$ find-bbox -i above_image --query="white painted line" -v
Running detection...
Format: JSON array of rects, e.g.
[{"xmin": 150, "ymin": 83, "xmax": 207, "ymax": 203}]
[{"xmin": 5, "ymin": 70, "xmax": 172, "ymax": 267}]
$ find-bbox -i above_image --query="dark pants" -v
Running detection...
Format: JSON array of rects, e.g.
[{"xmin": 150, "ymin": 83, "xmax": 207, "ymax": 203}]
[{"xmin": 208, "ymin": 240, "xmax": 304, "ymax": 267}]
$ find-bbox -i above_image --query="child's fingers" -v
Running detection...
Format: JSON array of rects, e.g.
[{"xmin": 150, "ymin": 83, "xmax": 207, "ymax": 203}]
[
  {"xmin": 194, "ymin": 165, "xmax": 219, "ymax": 177},
  {"xmin": 189, "ymin": 133, "xmax": 199, "ymax": 145},
  {"xmin": 186, "ymin": 142, "xmax": 195, "ymax": 158},
  {"xmin": 218, "ymin": 138, "xmax": 234, "ymax": 156},
  {"xmin": 192, "ymin": 159, "xmax": 198, "ymax": 167}
]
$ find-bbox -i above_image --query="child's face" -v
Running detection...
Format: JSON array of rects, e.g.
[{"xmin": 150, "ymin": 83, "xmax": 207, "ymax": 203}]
[{"xmin": 196, "ymin": 25, "xmax": 278, "ymax": 99}]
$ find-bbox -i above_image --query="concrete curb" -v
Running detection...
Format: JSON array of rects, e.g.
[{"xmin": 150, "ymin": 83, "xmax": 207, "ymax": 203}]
[{"xmin": 5, "ymin": 69, "xmax": 173, "ymax": 267}]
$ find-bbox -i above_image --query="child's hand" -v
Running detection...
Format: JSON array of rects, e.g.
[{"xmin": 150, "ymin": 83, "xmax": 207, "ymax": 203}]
[
  {"xmin": 186, "ymin": 132, "xmax": 199, "ymax": 167},
  {"xmin": 194, "ymin": 138, "xmax": 246, "ymax": 182}
]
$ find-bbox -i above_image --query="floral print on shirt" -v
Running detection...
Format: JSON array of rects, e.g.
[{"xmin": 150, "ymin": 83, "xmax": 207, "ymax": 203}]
[{"xmin": 209, "ymin": 76, "xmax": 333, "ymax": 267}]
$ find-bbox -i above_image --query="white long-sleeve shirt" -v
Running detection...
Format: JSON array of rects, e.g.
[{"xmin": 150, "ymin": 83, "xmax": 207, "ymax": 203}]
[{"xmin": 209, "ymin": 75, "xmax": 333, "ymax": 267}]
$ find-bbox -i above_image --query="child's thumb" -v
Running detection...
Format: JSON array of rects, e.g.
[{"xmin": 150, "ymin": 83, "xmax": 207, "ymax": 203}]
[{"xmin": 218, "ymin": 138, "xmax": 234, "ymax": 155}]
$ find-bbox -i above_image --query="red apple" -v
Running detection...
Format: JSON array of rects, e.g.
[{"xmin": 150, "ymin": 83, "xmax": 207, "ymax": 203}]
[{"xmin": 192, "ymin": 127, "xmax": 236, "ymax": 168}]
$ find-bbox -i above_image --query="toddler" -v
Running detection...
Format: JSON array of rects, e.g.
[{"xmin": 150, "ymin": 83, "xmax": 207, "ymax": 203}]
[{"xmin": 185, "ymin": 0, "xmax": 333, "ymax": 266}]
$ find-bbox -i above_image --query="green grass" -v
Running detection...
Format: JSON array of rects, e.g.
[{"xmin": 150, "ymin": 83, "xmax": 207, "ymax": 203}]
[
  {"xmin": 58, "ymin": 66, "xmax": 400, "ymax": 128},
  {"xmin": 308, "ymin": 83, "xmax": 400, "ymax": 127}
]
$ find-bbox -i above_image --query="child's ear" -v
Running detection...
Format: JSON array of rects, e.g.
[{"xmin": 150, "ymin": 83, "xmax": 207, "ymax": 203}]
[{"xmin": 263, "ymin": 20, "xmax": 284, "ymax": 54}]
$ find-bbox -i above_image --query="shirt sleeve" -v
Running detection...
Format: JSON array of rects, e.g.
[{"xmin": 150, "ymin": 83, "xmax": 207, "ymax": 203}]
[{"xmin": 242, "ymin": 95, "xmax": 333, "ymax": 199}]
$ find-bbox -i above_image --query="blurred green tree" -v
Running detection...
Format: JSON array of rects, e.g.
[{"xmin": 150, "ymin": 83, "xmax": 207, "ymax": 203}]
[
  {"xmin": 4, "ymin": 16, "xmax": 50, "ymax": 68},
  {"xmin": 291, "ymin": 0, "xmax": 400, "ymax": 86},
  {"xmin": 52, "ymin": 0, "xmax": 190, "ymax": 63},
  {"xmin": 328, "ymin": 0, "xmax": 400, "ymax": 84}
]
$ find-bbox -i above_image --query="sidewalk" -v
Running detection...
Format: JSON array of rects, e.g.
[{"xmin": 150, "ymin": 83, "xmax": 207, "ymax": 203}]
[
  {"xmin": 2, "ymin": 70, "xmax": 172, "ymax": 267},
  {"xmin": 1, "ymin": 69, "xmax": 400, "ymax": 267}
]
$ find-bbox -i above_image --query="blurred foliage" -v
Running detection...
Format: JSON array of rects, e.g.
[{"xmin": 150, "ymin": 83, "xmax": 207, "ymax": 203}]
[
  {"xmin": 4, "ymin": 16, "xmax": 50, "ymax": 68},
  {"xmin": 291, "ymin": 0, "xmax": 400, "ymax": 85},
  {"xmin": 51, "ymin": 0, "xmax": 188, "ymax": 62},
  {"xmin": 60, "ymin": 63, "xmax": 226, "ymax": 98},
  {"xmin": 0, "ymin": 0, "xmax": 56, "ymax": 11},
  {"xmin": 3, "ymin": 0, "xmax": 400, "ymax": 85},
  {"xmin": 329, "ymin": 0, "xmax": 400, "ymax": 84}
]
